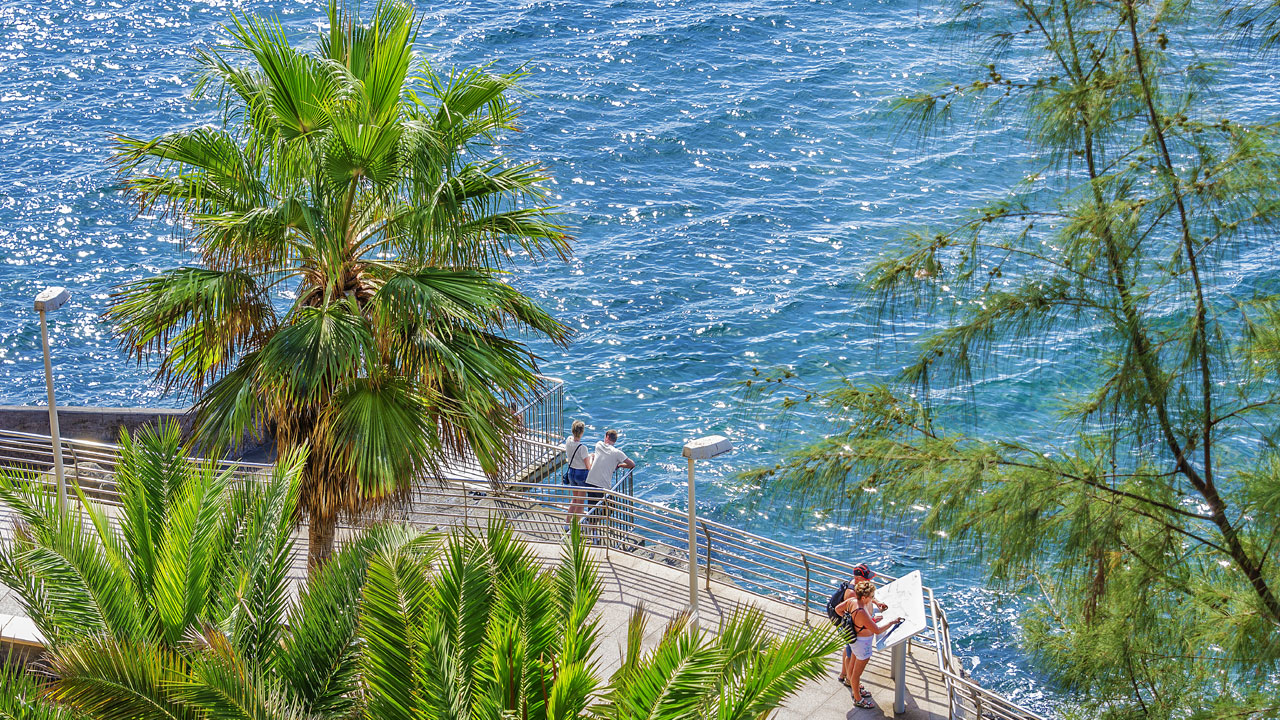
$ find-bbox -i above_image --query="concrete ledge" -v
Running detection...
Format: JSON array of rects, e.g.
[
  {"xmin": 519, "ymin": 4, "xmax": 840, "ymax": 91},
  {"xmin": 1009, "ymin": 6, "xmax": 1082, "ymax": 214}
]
[
  {"xmin": 0, "ymin": 406, "xmax": 273, "ymax": 462},
  {"xmin": 0, "ymin": 405, "xmax": 192, "ymax": 444},
  {"xmin": 0, "ymin": 614, "xmax": 43, "ymax": 648}
]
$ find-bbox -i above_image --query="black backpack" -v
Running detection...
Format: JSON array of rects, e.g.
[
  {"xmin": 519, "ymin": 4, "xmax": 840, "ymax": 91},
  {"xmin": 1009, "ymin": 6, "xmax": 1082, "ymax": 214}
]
[{"xmin": 825, "ymin": 581, "xmax": 850, "ymax": 625}]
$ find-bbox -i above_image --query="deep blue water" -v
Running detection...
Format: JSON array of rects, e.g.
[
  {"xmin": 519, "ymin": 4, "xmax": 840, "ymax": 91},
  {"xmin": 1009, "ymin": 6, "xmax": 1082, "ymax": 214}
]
[{"xmin": 4, "ymin": 0, "xmax": 1278, "ymax": 711}]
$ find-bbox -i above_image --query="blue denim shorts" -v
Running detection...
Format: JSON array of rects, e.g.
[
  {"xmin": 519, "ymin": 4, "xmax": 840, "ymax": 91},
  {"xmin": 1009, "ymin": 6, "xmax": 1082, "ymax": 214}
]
[{"xmin": 566, "ymin": 467, "xmax": 589, "ymax": 487}]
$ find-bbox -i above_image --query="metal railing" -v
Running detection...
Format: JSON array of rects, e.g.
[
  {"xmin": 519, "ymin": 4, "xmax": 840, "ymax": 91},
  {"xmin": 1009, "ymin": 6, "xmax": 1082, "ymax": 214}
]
[
  {"xmin": 429, "ymin": 375, "xmax": 565, "ymax": 485},
  {"xmin": 0, "ymin": 419, "xmax": 1042, "ymax": 720},
  {"xmin": 0, "ymin": 428, "xmax": 283, "ymax": 573},
  {"xmin": 509, "ymin": 375, "xmax": 565, "ymax": 446},
  {"xmin": 0, "ymin": 429, "xmax": 272, "ymax": 505},
  {"xmin": 398, "ymin": 476, "xmax": 1045, "ymax": 720}
]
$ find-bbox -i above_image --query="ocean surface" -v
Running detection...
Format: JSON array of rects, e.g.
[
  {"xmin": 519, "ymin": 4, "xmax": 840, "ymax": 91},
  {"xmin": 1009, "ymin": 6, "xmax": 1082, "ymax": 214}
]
[{"xmin": 3, "ymin": 0, "xmax": 1277, "ymax": 711}]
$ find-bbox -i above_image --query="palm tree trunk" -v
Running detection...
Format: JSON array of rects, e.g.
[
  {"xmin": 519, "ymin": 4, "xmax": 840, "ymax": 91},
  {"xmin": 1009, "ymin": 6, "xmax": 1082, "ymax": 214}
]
[{"xmin": 308, "ymin": 512, "xmax": 338, "ymax": 571}]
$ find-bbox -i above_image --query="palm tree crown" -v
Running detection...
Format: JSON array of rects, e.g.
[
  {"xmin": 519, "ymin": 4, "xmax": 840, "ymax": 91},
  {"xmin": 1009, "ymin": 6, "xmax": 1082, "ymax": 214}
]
[
  {"xmin": 107, "ymin": 0, "xmax": 571, "ymax": 566},
  {"xmin": 1, "ymin": 466, "xmax": 839, "ymax": 720},
  {"xmin": 0, "ymin": 423, "xmax": 429, "ymax": 720}
]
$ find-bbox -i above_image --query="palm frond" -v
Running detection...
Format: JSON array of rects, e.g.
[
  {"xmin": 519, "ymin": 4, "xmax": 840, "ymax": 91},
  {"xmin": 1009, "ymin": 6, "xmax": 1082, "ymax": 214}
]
[
  {"xmin": 223, "ymin": 12, "xmax": 338, "ymax": 141},
  {"xmin": 150, "ymin": 460, "xmax": 234, "ymax": 646},
  {"xmin": 174, "ymin": 629, "xmax": 304, "ymax": 720},
  {"xmin": 255, "ymin": 299, "xmax": 376, "ymax": 408},
  {"xmin": 326, "ymin": 374, "xmax": 441, "ymax": 499},
  {"xmin": 545, "ymin": 662, "xmax": 596, "ymax": 720},
  {"xmin": 46, "ymin": 639, "xmax": 190, "ymax": 720},
  {"xmin": 358, "ymin": 531, "xmax": 437, "ymax": 720},
  {"xmin": 709, "ymin": 608, "xmax": 842, "ymax": 720},
  {"xmin": 554, "ymin": 522, "xmax": 602, "ymax": 669},
  {"xmin": 221, "ymin": 455, "xmax": 303, "ymax": 667},
  {"xmin": 603, "ymin": 615, "xmax": 724, "ymax": 720},
  {"xmin": 0, "ymin": 469, "xmax": 144, "ymax": 648},
  {"xmin": 0, "ymin": 667, "xmax": 71, "ymax": 720},
  {"xmin": 190, "ymin": 351, "xmax": 268, "ymax": 453},
  {"xmin": 108, "ymin": 267, "xmax": 275, "ymax": 396},
  {"xmin": 276, "ymin": 524, "xmax": 428, "ymax": 716}
]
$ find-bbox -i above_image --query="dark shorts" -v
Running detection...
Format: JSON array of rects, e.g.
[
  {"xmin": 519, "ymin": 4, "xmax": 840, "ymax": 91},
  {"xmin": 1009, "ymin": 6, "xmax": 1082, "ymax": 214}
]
[
  {"xmin": 583, "ymin": 486, "xmax": 606, "ymax": 515},
  {"xmin": 567, "ymin": 467, "xmax": 589, "ymax": 486}
]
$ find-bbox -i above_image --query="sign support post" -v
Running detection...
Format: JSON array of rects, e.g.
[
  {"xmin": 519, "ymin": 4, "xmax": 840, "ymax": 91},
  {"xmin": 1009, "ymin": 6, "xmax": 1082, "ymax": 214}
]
[{"xmin": 871, "ymin": 570, "xmax": 927, "ymax": 717}]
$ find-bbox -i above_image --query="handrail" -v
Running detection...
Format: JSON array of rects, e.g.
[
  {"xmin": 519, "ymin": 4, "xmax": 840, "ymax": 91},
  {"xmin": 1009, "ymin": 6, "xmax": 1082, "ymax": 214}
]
[
  {"xmin": 0, "ymin": 429, "xmax": 273, "ymax": 480},
  {"xmin": 0, "ymin": 426, "xmax": 1043, "ymax": 720},
  {"xmin": 404, "ymin": 477, "xmax": 1046, "ymax": 720}
]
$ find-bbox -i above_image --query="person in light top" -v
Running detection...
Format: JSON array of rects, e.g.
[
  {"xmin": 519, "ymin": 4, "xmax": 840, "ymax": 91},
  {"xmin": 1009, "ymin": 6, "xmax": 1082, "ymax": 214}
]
[
  {"xmin": 564, "ymin": 420, "xmax": 594, "ymax": 520},
  {"xmin": 837, "ymin": 581, "xmax": 903, "ymax": 710},
  {"xmin": 583, "ymin": 428, "xmax": 635, "ymax": 515},
  {"xmin": 836, "ymin": 564, "xmax": 888, "ymax": 689}
]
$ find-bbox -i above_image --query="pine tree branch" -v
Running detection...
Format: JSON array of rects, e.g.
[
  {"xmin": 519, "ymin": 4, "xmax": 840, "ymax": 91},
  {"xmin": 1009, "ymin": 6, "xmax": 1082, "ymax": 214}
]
[
  {"xmin": 1080, "ymin": 488, "xmax": 1229, "ymax": 556},
  {"xmin": 899, "ymin": 434, "xmax": 1217, "ymax": 521},
  {"xmin": 1210, "ymin": 396, "xmax": 1280, "ymax": 428},
  {"xmin": 1124, "ymin": 0, "xmax": 1280, "ymax": 624}
]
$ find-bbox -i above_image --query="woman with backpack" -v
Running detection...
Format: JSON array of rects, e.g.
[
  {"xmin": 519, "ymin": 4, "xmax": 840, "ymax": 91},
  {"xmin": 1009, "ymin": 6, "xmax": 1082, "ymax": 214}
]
[
  {"xmin": 828, "ymin": 565, "xmax": 888, "ymax": 686},
  {"xmin": 836, "ymin": 580, "xmax": 903, "ymax": 709}
]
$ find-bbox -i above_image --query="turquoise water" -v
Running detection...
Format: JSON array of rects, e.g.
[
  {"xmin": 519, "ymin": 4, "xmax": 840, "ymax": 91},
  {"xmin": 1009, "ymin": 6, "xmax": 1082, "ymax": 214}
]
[{"xmin": 5, "ymin": 0, "xmax": 1276, "ymax": 710}]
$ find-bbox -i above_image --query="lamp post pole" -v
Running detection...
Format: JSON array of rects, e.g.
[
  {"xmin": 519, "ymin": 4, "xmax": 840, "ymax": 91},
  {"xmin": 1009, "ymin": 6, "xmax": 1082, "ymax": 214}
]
[
  {"xmin": 681, "ymin": 435, "xmax": 732, "ymax": 632},
  {"xmin": 686, "ymin": 455, "xmax": 698, "ymax": 625},
  {"xmin": 35, "ymin": 287, "xmax": 71, "ymax": 513}
]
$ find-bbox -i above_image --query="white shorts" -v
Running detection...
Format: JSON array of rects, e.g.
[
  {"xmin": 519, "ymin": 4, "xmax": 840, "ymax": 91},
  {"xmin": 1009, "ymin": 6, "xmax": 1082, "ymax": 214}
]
[{"xmin": 846, "ymin": 635, "xmax": 873, "ymax": 661}]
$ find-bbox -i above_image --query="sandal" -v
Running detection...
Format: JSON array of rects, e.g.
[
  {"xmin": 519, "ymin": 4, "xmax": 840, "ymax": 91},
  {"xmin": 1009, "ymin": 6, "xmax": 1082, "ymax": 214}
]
[
  {"xmin": 853, "ymin": 698, "xmax": 876, "ymax": 709},
  {"xmin": 839, "ymin": 676, "xmax": 849, "ymax": 687},
  {"xmin": 859, "ymin": 685, "xmax": 871, "ymax": 698}
]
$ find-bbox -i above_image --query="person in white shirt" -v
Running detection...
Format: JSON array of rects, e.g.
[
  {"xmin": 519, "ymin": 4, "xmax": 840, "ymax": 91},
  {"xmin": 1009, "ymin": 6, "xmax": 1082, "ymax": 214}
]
[
  {"xmin": 583, "ymin": 429, "xmax": 634, "ymax": 516},
  {"xmin": 564, "ymin": 420, "xmax": 594, "ymax": 520}
]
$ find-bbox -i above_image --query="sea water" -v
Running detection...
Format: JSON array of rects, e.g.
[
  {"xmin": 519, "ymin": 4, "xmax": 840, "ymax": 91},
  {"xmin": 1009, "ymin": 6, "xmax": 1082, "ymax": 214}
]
[{"xmin": 3, "ymin": 0, "xmax": 1276, "ymax": 711}]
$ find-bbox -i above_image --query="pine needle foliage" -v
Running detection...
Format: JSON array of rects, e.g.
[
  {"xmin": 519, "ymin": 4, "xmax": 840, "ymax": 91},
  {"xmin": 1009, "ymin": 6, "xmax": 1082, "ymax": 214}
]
[
  {"xmin": 744, "ymin": 1, "xmax": 1280, "ymax": 716},
  {"xmin": 105, "ymin": 0, "xmax": 572, "ymax": 568}
]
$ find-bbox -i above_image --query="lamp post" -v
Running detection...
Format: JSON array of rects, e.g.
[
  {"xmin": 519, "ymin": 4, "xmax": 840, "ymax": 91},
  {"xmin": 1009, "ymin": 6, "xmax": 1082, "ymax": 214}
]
[
  {"xmin": 35, "ymin": 287, "xmax": 71, "ymax": 512},
  {"xmin": 681, "ymin": 435, "xmax": 732, "ymax": 630}
]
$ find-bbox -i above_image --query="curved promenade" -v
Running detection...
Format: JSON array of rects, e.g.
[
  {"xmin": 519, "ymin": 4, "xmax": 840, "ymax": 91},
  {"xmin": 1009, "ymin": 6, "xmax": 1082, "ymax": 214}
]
[{"xmin": 0, "ymin": 426, "xmax": 1046, "ymax": 719}]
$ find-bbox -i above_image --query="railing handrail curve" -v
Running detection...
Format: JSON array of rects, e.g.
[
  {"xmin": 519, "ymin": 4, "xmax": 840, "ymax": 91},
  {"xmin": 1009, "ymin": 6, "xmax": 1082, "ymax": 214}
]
[{"xmin": 0, "ymin": 427, "xmax": 1043, "ymax": 720}]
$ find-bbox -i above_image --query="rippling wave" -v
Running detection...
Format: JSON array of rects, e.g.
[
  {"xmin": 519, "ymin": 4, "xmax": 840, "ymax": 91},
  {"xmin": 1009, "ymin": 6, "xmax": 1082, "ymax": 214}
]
[{"xmin": 5, "ymin": 0, "xmax": 1277, "ymax": 709}]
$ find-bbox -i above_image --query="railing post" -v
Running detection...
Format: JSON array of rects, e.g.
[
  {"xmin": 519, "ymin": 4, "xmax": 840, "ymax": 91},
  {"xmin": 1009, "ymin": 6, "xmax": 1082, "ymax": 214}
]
[
  {"xmin": 68, "ymin": 444, "xmax": 80, "ymax": 497},
  {"xmin": 603, "ymin": 495, "xmax": 611, "ymax": 559},
  {"xmin": 802, "ymin": 555, "xmax": 811, "ymax": 625},
  {"xmin": 700, "ymin": 522, "xmax": 712, "ymax": 591}
]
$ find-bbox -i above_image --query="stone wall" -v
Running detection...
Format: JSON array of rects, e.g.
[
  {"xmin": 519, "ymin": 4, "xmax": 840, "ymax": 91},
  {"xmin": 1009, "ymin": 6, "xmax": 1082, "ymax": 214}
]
[
  {"xmin": 0, "ymin": 406, "xmax": 272, "ymax": 462},
  {"xmin": 0, "ymin": 405, "xmax": 192, "ymax": 444}
]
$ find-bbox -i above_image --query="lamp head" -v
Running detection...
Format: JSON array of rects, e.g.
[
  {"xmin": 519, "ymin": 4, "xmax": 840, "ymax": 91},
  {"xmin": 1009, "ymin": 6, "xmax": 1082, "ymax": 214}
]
[
  {"xmin": 682, "ymin": 435, "xmax": 733, "ymax": 460},
  {"xmin": 34, "ymin": 287, "xmax": 70, "ymax": 313}
]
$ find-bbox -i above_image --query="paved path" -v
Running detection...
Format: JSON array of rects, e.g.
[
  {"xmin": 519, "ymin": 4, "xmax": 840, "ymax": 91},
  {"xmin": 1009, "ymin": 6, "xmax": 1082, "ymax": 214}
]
[
  {"xmin": 526, "ymin": 541, "xmax": 949, "ymax": 720},
  {"xmin": 1, "ymin": 509, "xmax": 950, "ymax": 719}
]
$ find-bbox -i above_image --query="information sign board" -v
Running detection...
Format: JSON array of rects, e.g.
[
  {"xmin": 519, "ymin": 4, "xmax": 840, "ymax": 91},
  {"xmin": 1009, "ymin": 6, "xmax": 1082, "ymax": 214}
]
[{"xmin": 873, "ymin": 569, "xmax": 926, "ymax": 650}]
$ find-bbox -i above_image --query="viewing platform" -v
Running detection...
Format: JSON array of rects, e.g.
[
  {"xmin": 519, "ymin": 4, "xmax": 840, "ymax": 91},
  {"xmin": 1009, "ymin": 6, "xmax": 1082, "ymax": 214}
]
[{"xmin": 0, "ymin": 377, "xmax": 1047, "ymax": 720}]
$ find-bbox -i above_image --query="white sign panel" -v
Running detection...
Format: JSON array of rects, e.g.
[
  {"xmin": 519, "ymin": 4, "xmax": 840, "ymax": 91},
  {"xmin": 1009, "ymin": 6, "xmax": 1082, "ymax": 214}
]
[{"xmin": 872, "ymin": 569, "xmax": 926, "ymax": 650}]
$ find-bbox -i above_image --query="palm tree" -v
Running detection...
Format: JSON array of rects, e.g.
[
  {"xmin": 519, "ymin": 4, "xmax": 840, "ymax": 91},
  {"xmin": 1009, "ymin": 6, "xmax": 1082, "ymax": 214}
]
[
  {"xmin": 3, "ymin": 435, "xmax": 836, "ymax": 720},
  {"xmin": 355, "ymin": 521, "xmax": 842, "ymax": 720},
  {"xmin": 0, "ymin": 423, "xmax": 425, "ymax": 720},
  {"xmin": 107, "ymin": 0, "xmax": 571, "ymax": 567}
]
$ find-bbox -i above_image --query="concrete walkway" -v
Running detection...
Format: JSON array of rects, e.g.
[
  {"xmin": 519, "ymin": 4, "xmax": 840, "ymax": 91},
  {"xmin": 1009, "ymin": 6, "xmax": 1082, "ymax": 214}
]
[
  {"xmin": 538, "ymin": 542, "xmax": 949, "ymax": 720},
  {"xmin": 0, "ymin": 514, "xmax": 951, "ymax": 719}
]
